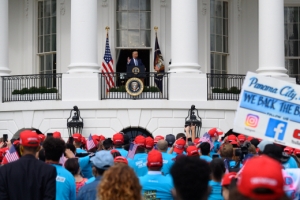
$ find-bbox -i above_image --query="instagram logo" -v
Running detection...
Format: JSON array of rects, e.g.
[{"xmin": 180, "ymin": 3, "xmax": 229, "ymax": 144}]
[{"xmin": 245, "ymin": 114, "xmax": 259, "ymax": 128}]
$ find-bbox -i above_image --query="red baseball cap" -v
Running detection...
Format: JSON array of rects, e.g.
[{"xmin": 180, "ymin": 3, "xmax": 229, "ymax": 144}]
[
  {"xmin": 230, "ymin": 140, "xmax": 239, "ymax": 146},
  {"xmin": 99, "ymin": 135, "xmax": 106, "ymax": 142},
  {"xmin": 194, "ymin": 138, "xmax": 200, "ymax": 145},
  {"xmin": 81, "ymin": 137, "xmax": 86, "ymax": 146},
  {"xmin": 227, "ymin": 135, "xmax": 237, "ymax": 142},
  {"xmin": 284, "ymin": 147, "xmax": 294, "ymax": 155},
  {"xmin": 92, "ymin": 135, "xmax": 100, "ymax": 142},
  {"xmin": 13, "ymin": 140, "xmax": 20, "ymax": 146},
  {"xmin": 53, "ymin": 131, "xmax": 61, "ymax": 138},
  {"xmin": 145, "ymin": 137, "xmax": 154, "ymax": 149},
  {"xmin": 238, "ymin": 134, "xmax": 246, "ymax": 142},
  {"xmin": 20, "ymin": 130, "xmax": 40, "ymax": 147},
  {"xmin": 113, "ymin": 133, "xmax": 124, "ymax": 144},
  {"xmin": 111, "ymin": 149, "xmax": 120, "ymax": 154},
  {"xmin": 237, "ymin": 155, "xmax": 284, "ymax": 200},
  {"xmin": 222, "ymin": 172, "xmax": 237, "ymax": 186},
  {"xmin": 114, "ymin": 156, "xmax": 128, "ymax": 165},
  {"xmin": 147, "ymin": 150, "xmax": 163, "ymax": 167},
  {"xmin": 294, "ymin": 149, "xmax": 300, "ymax": 156},
  {"xmin": 73, "ymin": 133, "xmax": 82, "ymax": 143},
  {"xmin": 186, "ymin": 146, "xmax": 199, "ymax": 156},
  {"xmin": 154, "ymin": 135, "xmax": 164, "ymax": 144},
  {"xmin": 174, "ymin": 138, "xmax": 186, "ymax": 154},
  {"xmin": 134, "ymin": 135, "xmax": 146, "ymax": 146},
  {"xmin": 247, "ymin": 136, "xmax": 254, "ymax": 141},
  {"xmin": 208, "ymin": 128, "xmax": 223, "ymax": 137},
  {"xmin": 38, "ymin": 134, "xmax": 46, "ymax": 143}
]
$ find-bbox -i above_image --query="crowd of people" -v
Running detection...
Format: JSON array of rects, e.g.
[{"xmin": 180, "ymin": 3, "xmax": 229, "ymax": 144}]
[{"xmin": 0, "ymin": 126, "xmax": 300, "ymax": 200}]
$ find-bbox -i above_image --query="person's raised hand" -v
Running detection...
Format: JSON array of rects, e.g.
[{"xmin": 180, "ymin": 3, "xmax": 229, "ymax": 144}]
[
  {"xmin": 65, "ymin": 149, "xmax": 75, "ymax": 159},
  {"xmin": 127, "ymin": 57, "xmax": 131, "ymax": 63},
  {"xmin": 0, "ymin": 142, "xmax": 4, "ymax": 148},
  {"xmin": 154, "ymin": 66, "xmax": 160, "ymax": 71}
]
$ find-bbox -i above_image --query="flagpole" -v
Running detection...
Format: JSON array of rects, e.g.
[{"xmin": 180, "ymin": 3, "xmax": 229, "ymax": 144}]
[
  {"xmin": 154, "ymin": 26, "xmax": 158, "ymax": 37},
  {"xmin": 105, "ymin": 26, "xmax": 110, "ymax": 38}
]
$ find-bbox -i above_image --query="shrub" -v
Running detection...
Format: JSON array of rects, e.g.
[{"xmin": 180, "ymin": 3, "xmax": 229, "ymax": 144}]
[{"xmin": 11, "ymin": 87, "xmax": 58, "ymax": 95}]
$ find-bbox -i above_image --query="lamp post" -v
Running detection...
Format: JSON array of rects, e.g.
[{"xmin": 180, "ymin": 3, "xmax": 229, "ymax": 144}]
[
  {"xmin": 185, "ymin": 105, "xmax": 202, "ymax": 138},
  {"xmin": 67, "ymin": 106, "xmax": 84, "ymax": 136}
]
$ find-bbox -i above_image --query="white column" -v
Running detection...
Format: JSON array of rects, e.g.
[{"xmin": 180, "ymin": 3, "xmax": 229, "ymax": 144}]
[
  {"xmin": 0, "ymin": 0, "xmax": 11, "ymax": 76},
  {"xmin": 68, "ymin": 0, "xmax": 99, "ymax": 73},
  {"xmin": 257, "ymin": 0, "xmax": 287, "ymax": 77},
  {"xmin": 169, "ymin": 0, "xmax": 200, "ymax": 73}
]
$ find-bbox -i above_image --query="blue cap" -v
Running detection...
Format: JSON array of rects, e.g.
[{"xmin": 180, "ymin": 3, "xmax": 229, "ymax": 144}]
[{"xmin": 90, "ymin": 150, "xmax": 114, "ymax": 169}]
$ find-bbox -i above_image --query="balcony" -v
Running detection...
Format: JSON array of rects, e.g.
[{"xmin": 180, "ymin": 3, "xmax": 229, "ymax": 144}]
[
  {"xmin": 100, "ymin": 72, "xmax": 169, "ymax": 100},
  {"xmin": 207, "ymin": 73, "xmax": 246, "ymax": 101},
  {"xmin": 2, "ymin": 73, "xmax": 62, "ymax": 102}
]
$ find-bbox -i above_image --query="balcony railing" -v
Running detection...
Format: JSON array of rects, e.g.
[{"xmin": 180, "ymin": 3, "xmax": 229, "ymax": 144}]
[
  {"xmin": 207, "ymin": 73, "xmax": 245, "ymax": 101},
  {"xmin": 2, "ymin": 73, "xmax": 62, "ymax": 102},
  {"xmin": 100, "ymin": 72, "xmax": 169, "ymax": 100}
]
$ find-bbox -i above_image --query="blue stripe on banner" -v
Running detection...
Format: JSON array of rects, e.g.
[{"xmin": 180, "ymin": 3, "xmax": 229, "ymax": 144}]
[{"xmin": 240, "ymin": 90, "xmax": 300, "ymax": 123}]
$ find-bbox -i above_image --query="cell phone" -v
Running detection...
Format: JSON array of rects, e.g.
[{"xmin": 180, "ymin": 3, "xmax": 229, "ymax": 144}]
[
  {"xmin": 3, "ymin": 134, "xmax": 8, "ymax": 142},
  {"xmin": 47, "ymin": 133, "xmax": 53, "ymax": 137},
  {"xmin": 68, "ymin": 137, "xmax": 74, "ymax": 144},
  {"xmin": 212, "ymin": 154, "xmax": 220, "ymax": 159}
]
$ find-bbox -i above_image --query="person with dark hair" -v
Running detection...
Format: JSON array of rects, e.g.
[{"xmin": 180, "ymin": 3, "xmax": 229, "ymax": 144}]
[
  {"xmin": 208, "ymin": 158, "xmax": 226, "ymax": 200},
  {"xmin": 250, "ymin": 138, "xmax": 260, "ymax": 148},
  {"xmin": 113, "ymin": 133, "xmax": 128, "ymax": 157},
  {"xmin": 170, "ymin": 156, "xmax": 210, "ymax": 200},
  {"xmin": 38, "ymin": 148, "xmax": 46, "ymax": 162},
  {"xmin": 176, "ymin": 133, "xmax": 186, "ymax": 140},
  {"xmin": 43, "ymin": 137, "xmax": 76, "ymax": 200},
  {"xmin": 103, "ymin": 138, "xmax": 113, "ymax": 150},
  {"xmin": 77, "ymin": 151, "xmax": 114, "ymax": 200},
  {"xmin": 229, "ymin": 155, "xmax": 290, "ymax": 200},
  {"xmin": 0, "ymin": 130, "xmax": 57, "ymax": 200},
  {"xmin": 66, "ymin": 143, "xmax": 76, "ymax": 154},
  {"xmin": 65, "ymin": 158, "xmax": 87, "ymax": 195},
  {"xmin": 110, "ymin": 149, "xmax": 121, "ymax": 158},
  {"xmin": 128, "ymin": 135, "xmax": 148, "ymax": 177},
  {"xmin": 139, "ymin": 150, "xmax": 174, "ymax": 199},
  {"xmin": 200, "ymin": 142, "xmax": 212, "ymax": 162}
]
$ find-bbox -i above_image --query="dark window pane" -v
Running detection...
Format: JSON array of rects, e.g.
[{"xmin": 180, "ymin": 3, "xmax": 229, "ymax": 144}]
[
  {"xmin": 216, "ymin": 18, "xmax": 222, "ymax": 35},
  {"xmin": 51, "ymin": 17, "xmax": 56, "ymax": 34},
  {"xmin": 38, "ymin": 2, "xmax": 43, "ymax": 18},
  {"xmin": 211, "ymin": 54, "xmax": 215, "ymax": 70},
  {"xmin": 40, "ymin": 56, "xmax": 44, "ymax": 72},
  {"xmin": 285, "ymin": 40, "xmax": 289, "ymax": 56},
  {"xmin": 51, "ymin": 0, "xmax": 56, "ymax": 16},
  {"xmin": 211, "ymin": 0, "xmax": 215, "ymax": 17},
  {"xmin": 44, "ymin": 35, "xmax": 51, "ymax": 52},
  {"xmin": 211, "ymin": 17, "xmax": 215, "ymax": 34},
  {"xmin": 51, "ymin": 34, "xmax": 56, "ymax": 51},
  {"xmin": 223, "ymin": 36, "xmax": 228, "ymax": 53},
  {"xmin": 140, "ymin": 30, "xmax": 150, "ymax": 47},
  {"xmin": 117, "ymin": 12, "xmax": 128, "ymax": 29},
  {"xmin": 223, "ymin": 2, "xmax": 228, "ymax": 18},
  {"xmin": 39, "ymin": 36, "xmax": 43, "ymax": 53},
  {"xmin": 117, "ymin": 0, "xmax": 128, "ymax": 11},
  {"xmin": 129, "ymin": 0, "xmax": 139, "ymax": 10},
  {"xmin": 44, "ymin": 0, "xmax": 51, "ymax": 17},
  {"xmin": 222, "ymin": 55, "xmax": 227, "ymax": 72},
  {"xmin": 46, "ymin": 54, "xmax": 52, "ymax": 71},
  {"xmin": 211, "ymin": 34, "xmax": 216, "ymax": 51},
  {"xmin": 216, "ymin": 35, "xmax": 222, "ymax": 52},
  {"xmin": 216, "ymin": 1, "xmax": 222, "ymax": 17},
  {"xmin": 223, "ymin": 19, "xmax": 228, "ymax": 36},
  {"xmin": 38, "ymin": 19, "xmax": 43, "ymax": 36},
  {"xmin": 44, "ymin": 17, "xmax": 50, "ymax": 35},
  {"xmin": 140, "ymin": 0, "xmax": 150, "ymax": 11},
  {"xmin": 289, "ymin": 41, "xmax": 298, "ymax": 56},
  {"xmin": 140, "ymin": 12, "xmax": 150, "ymax": 29}
]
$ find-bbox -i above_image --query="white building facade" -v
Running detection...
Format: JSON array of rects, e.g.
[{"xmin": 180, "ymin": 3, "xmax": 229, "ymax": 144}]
[{"xmin": 0, "ymin": 0, "xmax": 299, "ymax": 139}]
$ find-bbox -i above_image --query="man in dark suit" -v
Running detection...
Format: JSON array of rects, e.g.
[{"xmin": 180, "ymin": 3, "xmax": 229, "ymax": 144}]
[
  {"xmin": 127, "ymin": 51, "xmax": 144, "ymax": 67},
  {"xmin": 0, "ymin": 130, "xmax": 57, "ymax": 200}
]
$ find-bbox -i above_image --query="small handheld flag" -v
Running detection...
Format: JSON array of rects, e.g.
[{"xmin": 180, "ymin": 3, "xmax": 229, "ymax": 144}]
[
  {"xmin": 5, "ymin": 145, "xmax": 19, "ymax": 163},
  {"xmin": 87, "ymin": 134, "xmax": 96, "ymax": 151},
  {"xmin": 127, "ymin": 143, "xmax": 138, "ymax": 159}
]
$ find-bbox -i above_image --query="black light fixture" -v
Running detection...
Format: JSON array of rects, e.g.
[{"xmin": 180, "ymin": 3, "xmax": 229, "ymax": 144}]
[
  {"xmin": 185, "ymin": 105, "xmax": 202, "ymax": 138},
  {"xmin": 67, "ymin": 106, "xmax": 84, "ymax": 136}
]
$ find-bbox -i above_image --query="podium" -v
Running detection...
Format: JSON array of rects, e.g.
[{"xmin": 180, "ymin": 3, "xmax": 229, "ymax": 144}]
[{"xmin": 126, "ymin": 65, "xmax": 146, "ymax": 78}]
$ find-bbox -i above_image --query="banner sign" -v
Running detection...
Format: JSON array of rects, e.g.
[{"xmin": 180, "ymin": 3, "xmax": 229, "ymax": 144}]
[{"xmin": 233, "ymin": 72, "xmax": 300, "ymax": 149}]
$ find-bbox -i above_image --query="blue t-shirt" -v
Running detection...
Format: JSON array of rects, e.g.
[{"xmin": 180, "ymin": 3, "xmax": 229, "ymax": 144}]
[
  {"xmin": 161, "ymin": 152, "xmax": 175, "ymax": 175},
  {"xmin": 77, "ymin": 176, "xmax": 101, "ymax": 200},
  {"xmin": 78, "ymin": 156, "xmax": 93, "ymax": 179},
  {"xmin": 283, "ymin": 157, "xmax": 298, "ymax": 169},
  {"xmin": 115, "ymin": 148, "xmax": 128, "ymax": 157},
  {"xmin": 208, "ymin": 180, "xmax": 224, "ymax": 200},
  {"xmin": 52, "ymin": 164, "xmax": 76, "ymax": 200},
  {"xmin": 200, "ymin": 155, "xmax": 212, "ymax": 162},
  {"xmin": 76, "ymin": 148, "xmax": 87, "ymax": 154},
  {"xmin": 128, "ymin": 153, "xmax": 148, "ymax": 177},
  {"xmin": 211, "ymin": 141, "xmax": 221, "ymax": 153},
  {"xmin": 85, "ymin": 177, "xmax": 95, "ymax": 185},
  {"xmin": 139, "ymin": 172, "xmax": 174, "ymax": 200}
]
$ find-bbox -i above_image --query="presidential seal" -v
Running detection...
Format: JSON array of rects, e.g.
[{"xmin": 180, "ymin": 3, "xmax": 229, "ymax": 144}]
[
  {"xmin": 125, "ymin": 78, "xmax": 144, "ymax": 96},
  {"xmin": 132, "ymin": 67, "xmax": 140, "ymax": 75}
]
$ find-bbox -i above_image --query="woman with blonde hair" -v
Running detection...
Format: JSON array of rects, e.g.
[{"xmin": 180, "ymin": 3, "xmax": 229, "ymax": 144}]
[{"xmin": 98, "ymin": 164, "xmax": 142, "ymax": 200}]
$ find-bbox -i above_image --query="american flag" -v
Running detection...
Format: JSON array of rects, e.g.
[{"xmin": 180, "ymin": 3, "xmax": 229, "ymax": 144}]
[
  {"xmin": 102, "ymin": 33, "xmax": 115, "ymax": 92},
  {"xmin": 86, "ymin": 134, "xmax": 96, "ymax": 151},
  {"xmin": 5, "ymin": 145, "xmax": 19, "ymax": 163},
  {"xmin": 127, "ymin": 143, "xmax": 138, "ymax": 159},
  {"xmin": 200, "ymin": 133, "xmax": 214, "ymax": 150}
]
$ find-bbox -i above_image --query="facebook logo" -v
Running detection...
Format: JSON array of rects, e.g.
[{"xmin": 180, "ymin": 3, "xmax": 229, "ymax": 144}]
[{"xmin": 265, "ymin": 118, "xmax": 287, "ymax": 141}]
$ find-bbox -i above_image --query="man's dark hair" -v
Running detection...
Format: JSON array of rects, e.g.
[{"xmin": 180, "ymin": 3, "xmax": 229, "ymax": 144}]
[
  {"xmin": 176, "ymin": 133, "xmax": 185, "ymax": 140},
  {"xmin": 66, "ymin": 143, "xmax": 76, "ymax": 154},
  {"xmin": 171, "ymin": 156, "xmax": 210, "ymax": 200},
  {"xmin": 65, "ymin": 158, "xmax": 80, "ymax": 175},
  {"xmin": 210, "ymin": 158, "xmax": 225, "ymax": 182},
  {"xmin": 250, "ymin": 139, "xmax": 260, "ymax": 148},
  {"xmin": 103, "ymin": 138, "xmax": 113, "ymax": 150},
  {"xmin": 43, "ymin": 137, "xmax": 66, "ymax": 162},
  {"xmin": 38, "ymin": 149, "xmax": 45, "ymax": 162},
  {"xmin": 262, "ymin": 144, "xmax": 282, "ymax": 163},
  {"xmin": 200, "ymin": 142, "xmax": 210, "ymax": 155}
]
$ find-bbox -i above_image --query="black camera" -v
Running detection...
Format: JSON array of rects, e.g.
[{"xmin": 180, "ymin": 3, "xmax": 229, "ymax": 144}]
[{"xmin": 235, "ymin": 141, "xmax": 250, "ymax": 160}]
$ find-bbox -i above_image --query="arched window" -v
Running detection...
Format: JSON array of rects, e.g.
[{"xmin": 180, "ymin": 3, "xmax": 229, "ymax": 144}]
[{"xmin": 121, "ymin": 127, "xmax": 153, "ymax": 142}]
